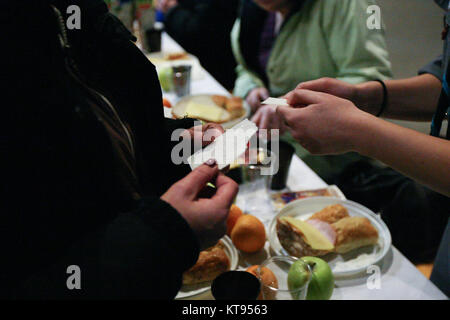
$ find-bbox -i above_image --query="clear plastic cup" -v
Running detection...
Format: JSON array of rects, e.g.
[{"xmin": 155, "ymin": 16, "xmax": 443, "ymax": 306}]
[{"xmin": 257, "ymin": 256, "xmax": 311, "ymax": 300}]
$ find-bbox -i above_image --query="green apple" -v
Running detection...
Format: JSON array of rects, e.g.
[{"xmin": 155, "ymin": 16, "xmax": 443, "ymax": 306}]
[
  {"xmin": 301, "ymin": 256, "xmax": 334, "ymax": 300},
  {"xmin": 158, "ymin": 66, "xmax": 173, "ymax": 92},
  {"xmin": 288, "ymin": 260, "xmax": 311, "ymax": 299}
]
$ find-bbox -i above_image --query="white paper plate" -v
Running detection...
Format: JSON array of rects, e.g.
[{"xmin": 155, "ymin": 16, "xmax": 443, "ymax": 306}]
[
  {"xmin": 175, "ymin": 236, "xmax": 238, "ymax": 299},
  {"xmin": 173, "ymin": 95, "xmax": 250, "ymax": 130},
  {"xmin": 268, "ymin": 197, "xmax": 391, "ymax": 277}
]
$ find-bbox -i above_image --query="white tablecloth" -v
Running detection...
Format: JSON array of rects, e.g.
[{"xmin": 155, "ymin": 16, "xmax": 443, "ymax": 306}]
[{"xmin": 155, "ymin": 33, "xmax": 447, "ymax": 300}]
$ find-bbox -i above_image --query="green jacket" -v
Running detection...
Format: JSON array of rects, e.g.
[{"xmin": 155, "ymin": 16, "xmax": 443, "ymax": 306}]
[{"xmin": 232, "ymin": 0, "xmax": 392, "ymax": 98}]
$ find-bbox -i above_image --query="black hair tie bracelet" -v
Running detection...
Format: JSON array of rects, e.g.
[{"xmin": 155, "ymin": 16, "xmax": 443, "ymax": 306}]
[{"xmin": 374, "ymin": 79, "xmax": 388, "ymax": 117}]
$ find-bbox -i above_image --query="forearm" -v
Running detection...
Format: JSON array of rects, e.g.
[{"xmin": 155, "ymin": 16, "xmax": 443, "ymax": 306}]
[
  {"xmin": 353, "ymin": 113, "xmax": 450, "ymax": 196},
  {"xmin": 356, "ymin": 74, "xmax": 441, "ymax": 121}
]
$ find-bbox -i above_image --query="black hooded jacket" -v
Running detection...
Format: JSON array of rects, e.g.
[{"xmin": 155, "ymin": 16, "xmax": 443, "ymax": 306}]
[
  {"xmin": 1, "ymin": 0, "xmax": 199, "ymax": 299},
  {"xmin": 164, "ymin": 0, "xmax": 239, "ymax": 91}
]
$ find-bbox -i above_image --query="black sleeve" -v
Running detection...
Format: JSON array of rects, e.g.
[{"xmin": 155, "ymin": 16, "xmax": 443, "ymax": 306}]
[
  {"xmin": 418, "ymin": 54, "xmax": 444, "ymax": 82},
  {"xmin": 15, "ymin": 197, "xmax": 199, "ymax": 299}
]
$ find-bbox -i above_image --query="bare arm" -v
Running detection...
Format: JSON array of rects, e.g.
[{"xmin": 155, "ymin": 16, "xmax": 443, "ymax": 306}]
[
  {"xmin": 278, "ymin": 89, "xmax": 450, "ymax": 197},
  {"xmin": 296, "ymin": 74, "xmax": 442, "ymax": 121},
  {"xmin": 354, "ymin": 113, "xmax": 450, "ymax": 196},
  {"xmin": 356, "ymin": 74, "xmax": 442, "ymax": 121}
]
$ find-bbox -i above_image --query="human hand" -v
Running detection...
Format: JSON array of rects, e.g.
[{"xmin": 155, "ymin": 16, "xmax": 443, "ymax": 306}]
[
  {"xmin": 157, "ymin": 0, "xmax": 178, "ymax": 13},
  {"xmin": 251, "ymin": 105, "xmax": 286, "ymax": 139},
  {"xmin": 161, "ymin": 160, "xmax": 239, "ymax": 250},
  {"xmin": 294, "ymin": 78, "xmax": 357, "ymax": 102},
  {"xmin": 278, "ymin": 89, "xmax": 370, "ymax": 155},
  {"xmin": 246, "ymin": 87, "xmax": 269, "ymax": 113}
]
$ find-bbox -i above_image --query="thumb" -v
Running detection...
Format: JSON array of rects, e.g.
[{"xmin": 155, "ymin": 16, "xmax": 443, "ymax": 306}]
[{"xmin": 180, "ymin": 160, "xmax": 219, "ymax": 199}]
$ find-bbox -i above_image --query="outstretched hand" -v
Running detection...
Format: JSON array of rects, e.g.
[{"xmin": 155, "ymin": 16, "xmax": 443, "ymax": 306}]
[{"xmin": 278, "ymin": 89, "xmax": 369, "ymax": 155}]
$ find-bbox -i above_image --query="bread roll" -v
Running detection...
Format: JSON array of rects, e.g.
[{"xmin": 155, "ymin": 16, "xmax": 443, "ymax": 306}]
[
  {"xmin": 308, "ymin": 204, "xmax": 349, "ymax": 224},
  {"xmin": 332, "ymin": 217, "xmax": 379, "ymax": 253}
]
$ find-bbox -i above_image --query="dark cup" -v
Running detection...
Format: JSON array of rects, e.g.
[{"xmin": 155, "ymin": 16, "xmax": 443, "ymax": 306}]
[
  {"xmin": 145, "ymin": 26, "xmax": 162, "ymax": 53},
  {"xmin": 211, "ymin": 271, "xmax": 261, "ymax": 300},
  {"xmin": 270, "ymin": 140, "xmax": 295, "ymax": 190}
]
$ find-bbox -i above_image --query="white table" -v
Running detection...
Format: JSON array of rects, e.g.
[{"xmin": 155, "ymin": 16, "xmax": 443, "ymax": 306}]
[{"xmin": 155, "ymin": 33, "xmax": 447, "ymax": 300}]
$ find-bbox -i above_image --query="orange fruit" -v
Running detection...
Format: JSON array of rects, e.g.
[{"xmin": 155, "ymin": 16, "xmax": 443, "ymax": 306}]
[
  {"xmin": 226, "ymin": 205, "xmax": 243, "ymax": 236},
  {"xmin": 163, "ymin": 98, "xmax": 172, "ymax": 108},
  {"xmin": 231, "ymin": 215, "xmax": 266, "ymax": 253},
  {"xmin": 246, "ymin": 265, "xmax": 278, "ymax": 300}
]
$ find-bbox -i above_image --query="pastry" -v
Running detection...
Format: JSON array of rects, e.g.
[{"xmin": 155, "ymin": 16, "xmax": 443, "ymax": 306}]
[
  {"xmin": 332, "ymin": 217, "xmax": 379, "ymax": 253},
  {"xmin": 276, "ymin": 217, "xmax": 335, "ymax": 257},
  {"xmin": 225, "ymin": 97, "xmax": 245, "ymax": 119},
  {"xmin": 182, "ymin": 241, "xmax": 230, "ymax": 285},
  {"xmin": 276, "ymin": 204, "xmax": 379, "ymax": 257},
  {"xmin": 212, "ymin": 95, "xmax": 228, "ymax": 108},
  {"xmin": 307, "ymin": 204, "xmax": 349, "ymax": 224}
]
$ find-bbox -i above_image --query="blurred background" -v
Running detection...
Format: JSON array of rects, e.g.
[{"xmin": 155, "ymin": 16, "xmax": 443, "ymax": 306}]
[{"xmin": 378, "ymin": 0, "xmax": 443, "ymax": 134}]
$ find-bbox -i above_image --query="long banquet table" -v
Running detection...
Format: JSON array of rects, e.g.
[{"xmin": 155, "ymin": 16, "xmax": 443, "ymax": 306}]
[{"xmin": 154, "ymin": 33, "xmax": 447, "ymax": 300}]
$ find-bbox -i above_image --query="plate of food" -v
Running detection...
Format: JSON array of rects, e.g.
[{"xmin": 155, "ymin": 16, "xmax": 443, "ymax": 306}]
[
  {"xmin": 172, "ymin": 94, "xmax": 251, "ymax": 129},
  {"xmin": 268, "ymin": 197, "xmax": 391, "ymax": 277},
  {"xmin": 175, "ymin": 236, "xmax": 239, "ymax": 299}
]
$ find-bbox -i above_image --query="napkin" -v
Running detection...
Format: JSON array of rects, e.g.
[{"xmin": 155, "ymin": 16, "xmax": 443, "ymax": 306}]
[{"xmin": 187, "ymin": 119, "xmax": 258, "ymax": 170}]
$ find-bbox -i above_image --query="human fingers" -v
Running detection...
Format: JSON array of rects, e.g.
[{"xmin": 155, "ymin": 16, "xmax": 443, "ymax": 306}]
[
  {"xmin": 209, "ymin": 174, "xmax": 239, "ymax": 208},
  {"xmin": 177, "ymin": 161, "xmax": 220, "ymax": 199},
  {"xmin": 285, "ymin": 89, "xmax": 325, "ymax": 107}
]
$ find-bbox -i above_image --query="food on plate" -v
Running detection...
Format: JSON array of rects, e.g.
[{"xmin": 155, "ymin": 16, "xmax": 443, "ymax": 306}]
[
  {"xmin": 308, "ymin": 204, "xmax": 349, "ymax": 224},
  {"xmin": 332, "ymin": 217, "xmax": 379, "ymax": 254},
  {"xmin": 225, "ymin": 97, "xmax": 245, "ymax": 119},
  {"xmin": 182, "ymin": 241, "xmax": 230, "ymax": 285},
  {"xmin": 226, "ymin": 204, "xmax": 243, "ymax": 236},
  {"xmin": 165, "ymin": 52, "xmax": 189, "ymax": 60},
  {"xmin": 212, "ymin": 95, "xmax": 228, "ymax": 108},
  {"xmin": 296, "ymin": 257, "xmax": 334, "ymax": 300},
  {"xmin": 185, "ymin": 101, "xmax": 228, "ymax": 123},
  {"xmin": 277, "ymin": 217, "xmax": 335, "ymax": 257},
  {"xmin": 231, "ymin": 215, "xmax": 266, "ymax": 253},
  {"xmin": 246, "ymin": 265, "xmax": 278, "ymax": 300},
  {"xmin": 276, "ymin": 204, "xmax": 379, "ymax": 257},
  {"xmin": 162, "ymin": 98, "xmax": 172, "ymax": 108},
  {"xmin": 178, "ymin": 95, "xmax": 245, "ymax": 123},
  {"xmin": 270, "ymin": 186, "xmax": 346, "ymax": 210}
]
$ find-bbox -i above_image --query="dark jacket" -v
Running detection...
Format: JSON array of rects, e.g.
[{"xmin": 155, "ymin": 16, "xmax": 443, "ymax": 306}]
[
  {"xmin": 1, "ymin": 0, "xmax": 199, "ymax": 299},
  {"xmin": 164, "ymin": 0, "xmax": 239, "ymax": 90}
]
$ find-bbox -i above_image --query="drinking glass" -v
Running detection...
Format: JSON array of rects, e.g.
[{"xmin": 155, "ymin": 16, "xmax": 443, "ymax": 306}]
[{"xmin": 257, "ymin": 256, "xmax": 311, "ymax": 300}]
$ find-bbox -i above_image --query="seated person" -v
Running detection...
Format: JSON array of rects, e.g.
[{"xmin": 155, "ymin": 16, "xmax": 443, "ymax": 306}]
[
  {"xmin": 275, "ymin": 0, "xmax": 450, "ymax": 296},
  {"xmin": 232, "ymin": 0, "xmax": 392, "ymax": 180},
  {"xmin": 2, "ymin": 0, "xmax": 237, "ymax": 299},
  {"xmin": 157, "ymin": 0, "xmax": 239, "ymax": 90}
]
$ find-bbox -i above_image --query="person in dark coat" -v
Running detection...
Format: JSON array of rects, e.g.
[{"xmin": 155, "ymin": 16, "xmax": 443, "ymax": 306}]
[
  {"xmin": 157, "ymin": 0, "xmax": 239, "ymax": 91},
  {"xmin": 1, "ymin": 0, "xmax": 237, "ymax": 299}
]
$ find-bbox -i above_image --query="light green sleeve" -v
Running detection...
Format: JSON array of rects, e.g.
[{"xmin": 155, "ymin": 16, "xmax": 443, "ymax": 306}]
[
  {"xmin": 230, "ymin": 19, "xmax": 266, "ymax": 98},
  {"xmin": 321, "ymin": 0, "xmax": 393, "ymax": 84}
]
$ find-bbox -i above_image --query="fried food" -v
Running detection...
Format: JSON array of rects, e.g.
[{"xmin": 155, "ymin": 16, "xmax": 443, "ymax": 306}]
[
  {"xmin": 182, "ymin": 241, "xmax": 230, "ymax": 285},
  {"xmin": 308, "ymin": 204, "xmax": 349, "ymax": 224},
  {"xmin": 225, "ymin": 97, "xmax": 245, "ymax": 119},
  {"xmin": 212, "ymin": 95, "xmax": 228, "ymax": 108},
  {"xmin": 332, "ymin": 217, "xmax": 379, "ymax": 254}
]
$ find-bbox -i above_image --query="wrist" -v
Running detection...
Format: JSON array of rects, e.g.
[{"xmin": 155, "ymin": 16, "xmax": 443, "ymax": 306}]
[
  {"xmin": 346, "ymin": 111, "xmax": 379, "ymax": 155},
  {"xmin": 355, "ymin": 81, "xmax": 384, "ymax": 115}
]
